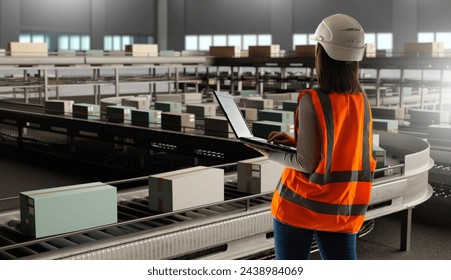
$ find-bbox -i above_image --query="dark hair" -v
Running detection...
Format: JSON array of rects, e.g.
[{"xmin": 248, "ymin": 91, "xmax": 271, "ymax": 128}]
[{"xmin": 315, "ymin": 44, "xmax": 362, "ymax": 93}]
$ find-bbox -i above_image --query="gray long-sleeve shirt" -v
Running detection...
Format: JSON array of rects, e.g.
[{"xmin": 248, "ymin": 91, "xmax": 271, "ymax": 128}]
[{"xmin": 268, "ymin": 93, "xmax": 321, "ymax": 174}]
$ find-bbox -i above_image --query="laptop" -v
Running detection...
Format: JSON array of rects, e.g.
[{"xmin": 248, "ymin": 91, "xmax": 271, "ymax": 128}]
[{"xmin": 213, "ymin": 91, "xmax": 296, "ymax": 153}]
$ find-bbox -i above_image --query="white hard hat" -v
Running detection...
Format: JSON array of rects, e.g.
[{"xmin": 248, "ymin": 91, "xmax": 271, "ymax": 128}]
[{"xmin": 310, "ymin": 14, "xmax": 365, "ymax": 62}]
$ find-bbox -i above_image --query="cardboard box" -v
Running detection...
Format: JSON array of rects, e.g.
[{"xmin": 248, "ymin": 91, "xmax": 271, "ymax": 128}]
[
  {"xmin": 239, "ymin": 98, "xmax": 274, "ymax": 110},
  {"xmin": 155, "ymin": 101, "xmax": 182, "ymax": 113},
  {"xmin": 248, "ymin": 45, "xmax": 280, "ymax": 58},
  {"xmin": 365, "ymin": 43, "xmax": 376, "ymax": 58},
  {"xmin": 182, "ymin": 93, "xmax": 202, "ymax": 105},
  {"xmin": 264, "ymin": 92, "xmax": 298, "ymax": 105},
  {"xmin": 373, "ymin": 118, "xmax": 399, "ymax": 133},
  {"xmin": 294, "ymin": 45, "xmax": 316, "ymax": 57},
  {"xmin": 131, "ymin": 109, "xmax": 162, "ymax": 127},
  {"xmin": 160, "ymin": 50, "xmax": 177, "ymax": 57},
  {"xmin": 45, "ymin": 100, "xmax": 74, "ymax": 115},
  {"xmin": 409, "ymin": 109, "xmax": 449, "ymax": 126},
  {"xmin": 20, "ymin": 182, "xmax": 117, "ymax": 238},
  {"xmin": 237, "ymin": 157, "xmax": 285, "ymax": 194},
  {"xmin": 258, "ymin": 109, "xmax": 294, "ymax": 124},
  {"xmin": 106, "ymin": 105, "xmax": 134, "ymax": 123},
  {"xmin": 155, "ymin": 93, "xmax": 182, "ymax": 103},
  {"xmin": 237, "ymin": 90, "xmax": 259, "ymax": 97},
  {"xmin": 122, "ymin": 97, "xmax": 151, "ymax": 110},
  {"xmin": 7, "ymin": 42, "xmax": 48, "ymax": 57},
  {"xmin": 404, "ymin": 42, "xmax": 444, "ymax": 57},
  {"xmin": 240, "ymin": 108, "xmax": 258, "ymax": 121},
  {"xmin": 371, "ymin": 106, "xmax": 405, "ymax": 121},
  {"xmin": 209, "ymin": 46, "xmax": 240, "ymax": 57},
  {"xmin": 85, "ymin": 50, "xmax": 104, "ymax": 56},
  {"xmin": 72, "ymin": 103, "xmax": 101, "ymax": 120},
  {"xmin": 148, "ymin": 166, "xmax": 224, "ymax": 212},
  {"xmin": 125, "ymin": 44, "xmax": 158, "ymax": 57},
  {"xmin": 204, "ymin": 116, "xmax": 233, "ymax": 138},
  {"xmin": 282, "ymin": 100, "xmax": 298, "ymax": 113},
  {"xmin": 161, "ymin": 112, "xmax": 195, "ymax": 132},
  {"xmin": 100, "ymin": 97, "xmax": 123, "ymax": 115},
  {"xmin": 186, "ymin": 104, "xmax": 217, "ymax": 119},
  {"xmin": 252, "ymin": 120, "xmax": 294, "ymax": 138}
]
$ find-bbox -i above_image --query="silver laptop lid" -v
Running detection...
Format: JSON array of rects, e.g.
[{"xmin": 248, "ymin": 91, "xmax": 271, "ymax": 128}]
[{"xmin": 214, "ymin": 91, "xmax": 253, "ymax": 138}]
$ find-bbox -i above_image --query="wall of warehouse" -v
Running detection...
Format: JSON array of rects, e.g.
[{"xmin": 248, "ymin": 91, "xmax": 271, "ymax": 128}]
[
  {"xmin": 0, "ymin": 0, "xmax": 157, "ymax": 50},
  {"xmin": 1, "ymin": 0, "xmax": 451, "ymax": 52}
]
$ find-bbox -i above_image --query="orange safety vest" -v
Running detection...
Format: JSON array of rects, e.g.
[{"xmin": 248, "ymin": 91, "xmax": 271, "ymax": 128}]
[{"xmin": 271, "ymin": 89, "xmax": 376, "ymax": 233}]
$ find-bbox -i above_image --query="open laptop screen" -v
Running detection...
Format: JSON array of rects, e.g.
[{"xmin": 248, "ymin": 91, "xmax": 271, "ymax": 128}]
[{"xmin": 214, "ymin": 91, "xmax": 253, "ymax": 138}]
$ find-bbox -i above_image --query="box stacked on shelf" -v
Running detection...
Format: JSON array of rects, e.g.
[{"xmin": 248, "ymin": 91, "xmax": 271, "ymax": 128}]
[
  {"xmin": 371, "ymin": 106, "xmax": 405, "ymax": 121},
  {"xmin": 154, "ymin": 101, "xmax": 182, "ymax": 113},
  {"xmin": 204, "ymin": 116, "xmax": 233, "ymax": 138},
  {"xmin": 294, "ymin": 45, "xmax": 316, "ymax": 57},
  {"xmin": 237, "ymin": 90, "xmax": 259, "ymax": 97},
  {"xmin": 125, "ymin": 44, "xmax": 158, "ymax": 57},
  {"xmin": 131, "ymin": 109, "xmax": 162, "ymax": 128},
  {"xmin": 7, "ymin": 42, "xmax": 48, "ymax": 56},
  {"xmin": 45, "ymin": 100, "xmax": 74, "ymax": 115},
  {"xmin": 372, "ymin": 118, "xmax": 399, "ymax": 133},
  {"xmin": 239, "ymin": 98, "xmax": 274, "ymax": 110},
  {"xmin": 258, "ymin": 109, "xmax": 294, "ymax": 124},
  {"xmin": 148, "ymin": 166, "xmax": 224, "ymax": 212},
  {"xmin": 20, "ymin": 182, "xmax": 117, "ymax": 238},
  {"xmin": 72, "ymin": 103, "xmax": 101, "ymax": 120},
  {"xmin": 248, "ymin": 45, "xmax": 280, "ymax": 58},
  {"xmin": 240, "ymin": 108, "xmax": 258, "ymax": 121},
  {"xmin": 264, "ymin": 92, "xmax": 298, "ymax": 105},
  {"xmin": 209, "ymin": 46, "xmax": 240, "ymax": 57},
  {"xmin": 237, "ymin": 157, "xmax": 285, "ymax": 194},
  {"xmin": 106, "ymin": 105, "xmax": 134, "ymax": 123},
  {"xmin": 365, "ymin": 43, "xmax": 376, "ymax": 58},
  {"xmin": 282, "ymin": 100, "xmax": 298, "ymax": 113},
  {"xmin": 155, "ymin": 93, "xmax": 183, "ymax": 103},
  {"xmin": 404, "ymin": 42, "xmax": 444, "ymax": 57},
  {"xmin": 122, "ymin": 96, "xmax": 151, "ymax": 110},
  {"xmin": 182, "ymin": 93, "xmax": 202, "ymax": 105},
  {"xmin": 186, "ymin": 104, "xmax": 217, "ymax": 119},
  {"xmin": 252, "ymin": 120, "xmax": 294, "ymax": 138},
  {"xmin": 161, "ymin": 112, "xmax": 195, "ymax": 132},
  {"xmin": 409, "ymin": 109, "xmax": 449, "ymax": 126}
]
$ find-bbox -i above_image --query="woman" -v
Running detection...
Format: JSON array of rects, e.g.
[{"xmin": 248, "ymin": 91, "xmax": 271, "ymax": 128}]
[{"xmin": 247, "ymin": 14, "xmax": 376, "ymax": 260}]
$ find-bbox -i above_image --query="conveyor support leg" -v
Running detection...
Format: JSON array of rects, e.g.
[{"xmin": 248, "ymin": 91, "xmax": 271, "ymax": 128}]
[{"xmin": 400, "ymin": 207, "xmax": 413, "ymax": 251}]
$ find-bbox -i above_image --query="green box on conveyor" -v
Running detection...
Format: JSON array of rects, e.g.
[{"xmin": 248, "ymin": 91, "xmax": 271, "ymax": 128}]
[{"xmin": 20, "ymin": 182, "xmax": 117, "ymax": 238}]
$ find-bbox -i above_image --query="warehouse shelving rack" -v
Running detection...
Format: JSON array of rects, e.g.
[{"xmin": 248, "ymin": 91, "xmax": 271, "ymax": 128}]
[
  {"xmin": 207, "ymin": 55, "xmax": 451, "ymax": 112},
  {"xmin": 0, "ymin": 55, "xmax": 208, "ymax": 104}
]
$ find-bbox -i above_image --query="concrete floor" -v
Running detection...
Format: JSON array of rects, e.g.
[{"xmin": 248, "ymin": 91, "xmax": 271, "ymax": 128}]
[
  {"xmin": 356, "ymin": 193, "xmax": 451, "ymax": 260},
  {"xmin": 1, "ymin": 144, "xmax": 450, "ymax": 260}
]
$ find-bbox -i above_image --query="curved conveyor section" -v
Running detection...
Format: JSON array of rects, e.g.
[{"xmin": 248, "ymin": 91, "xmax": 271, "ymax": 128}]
[{"xmin": 0, "ymin": 131, "xmax": 433, "ymax": 260}]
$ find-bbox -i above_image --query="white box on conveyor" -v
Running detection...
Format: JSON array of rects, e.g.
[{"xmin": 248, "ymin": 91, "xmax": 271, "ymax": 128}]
[
  {"xmin": 148, "ymin": 166, "xmax": 224, "ymax": 212},
  {"xmin": 122, "ymin": 96, "xmax": 151, "ymax": 110},
  {"xmin": 237, "ymin": 157, "xmax": 285, "ymax": 194}
]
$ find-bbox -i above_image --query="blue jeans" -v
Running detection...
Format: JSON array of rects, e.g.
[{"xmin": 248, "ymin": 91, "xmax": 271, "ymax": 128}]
[{"xmin": 273, "ymin": 218, "xmax": 357, "ymax": 260}]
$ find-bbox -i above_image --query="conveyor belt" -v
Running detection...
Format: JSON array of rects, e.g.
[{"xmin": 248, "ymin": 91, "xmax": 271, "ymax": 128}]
[
  {"xmin": 0, "ymin": 129, "xmax": 434, "ymax": 260},
  {"xmin": 0, "ymin": 104, "xmax": 435, "ymax": 259},
  {"xmin": 0, "ymin": 171, "xmax": 397, "ymax": 260},
  {"xmin": 0, "ymin": 175, "xmax": 274, "ymax": 260}
]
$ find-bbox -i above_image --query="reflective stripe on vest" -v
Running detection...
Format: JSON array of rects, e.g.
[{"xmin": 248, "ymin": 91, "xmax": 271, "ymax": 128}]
[{"xmin": 276, "ymin": 181, "xmax": 368, "ymax": 216}]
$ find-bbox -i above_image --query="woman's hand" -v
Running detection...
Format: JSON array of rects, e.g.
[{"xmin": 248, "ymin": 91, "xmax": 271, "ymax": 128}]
[{"xmin": 267, "ymin": 131, "xmax": 295, "ymax": 146}]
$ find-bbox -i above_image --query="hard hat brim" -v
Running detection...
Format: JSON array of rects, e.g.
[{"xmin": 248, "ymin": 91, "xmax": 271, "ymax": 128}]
[{"xmin": 313, "ymin": 41, "xmax": 366, "ymax": 62}]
